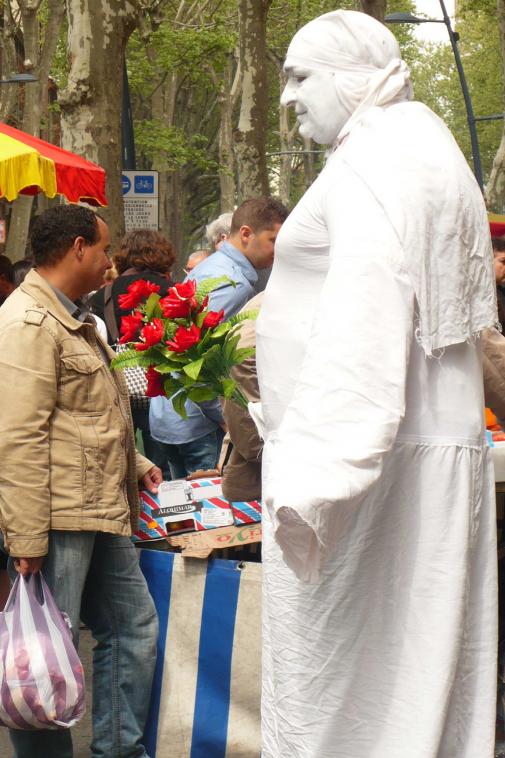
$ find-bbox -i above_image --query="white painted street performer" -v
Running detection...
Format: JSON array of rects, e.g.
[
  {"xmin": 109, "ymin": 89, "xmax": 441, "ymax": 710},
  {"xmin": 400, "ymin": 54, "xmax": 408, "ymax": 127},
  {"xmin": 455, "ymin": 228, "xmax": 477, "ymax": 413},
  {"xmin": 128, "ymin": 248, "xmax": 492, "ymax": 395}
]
[{"xmin": 253, "ymin": 10, "xmax": 498, "ymax": 758}]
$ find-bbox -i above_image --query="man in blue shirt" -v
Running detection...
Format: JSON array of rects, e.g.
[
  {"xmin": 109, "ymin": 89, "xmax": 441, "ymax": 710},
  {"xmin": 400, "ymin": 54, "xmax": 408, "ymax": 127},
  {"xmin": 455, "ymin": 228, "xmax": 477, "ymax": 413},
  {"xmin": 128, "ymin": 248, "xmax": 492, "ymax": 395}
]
[{"xmin": 150, "ymin": 196, "xmax": 289, "ymax": 479}]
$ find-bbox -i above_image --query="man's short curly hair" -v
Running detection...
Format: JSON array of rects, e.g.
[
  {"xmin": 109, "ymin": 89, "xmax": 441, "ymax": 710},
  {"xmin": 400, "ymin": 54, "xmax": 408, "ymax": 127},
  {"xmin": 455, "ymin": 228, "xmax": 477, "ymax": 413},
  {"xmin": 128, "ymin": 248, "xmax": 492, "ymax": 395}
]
[
  {"xmin": 114, "ymin": 229, "xmax": 175, "ymax": 275},
  {"xmin": 30, "ymin": 205, "xmax": 101, "ymax": 266}
]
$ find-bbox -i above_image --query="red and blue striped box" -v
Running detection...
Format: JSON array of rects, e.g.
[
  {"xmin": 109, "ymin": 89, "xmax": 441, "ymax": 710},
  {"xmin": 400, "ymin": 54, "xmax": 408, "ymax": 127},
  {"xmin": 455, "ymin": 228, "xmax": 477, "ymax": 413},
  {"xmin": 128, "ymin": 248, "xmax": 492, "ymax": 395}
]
[
  {"xmin": 133, "ymin": 478, "xmax": 262, "ymax": 543},
  {"xmin": 230, "ymin": 499, "xmax": 262, "ymax": 526}
]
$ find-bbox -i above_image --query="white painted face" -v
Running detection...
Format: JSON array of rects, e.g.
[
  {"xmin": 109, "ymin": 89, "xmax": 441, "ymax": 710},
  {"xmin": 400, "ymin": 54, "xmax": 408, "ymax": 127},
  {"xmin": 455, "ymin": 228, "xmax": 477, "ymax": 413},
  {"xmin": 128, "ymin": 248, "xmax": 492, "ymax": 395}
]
[{"xmin": 280, "ymin": 64, "xmax": 352, "ymax": 145}]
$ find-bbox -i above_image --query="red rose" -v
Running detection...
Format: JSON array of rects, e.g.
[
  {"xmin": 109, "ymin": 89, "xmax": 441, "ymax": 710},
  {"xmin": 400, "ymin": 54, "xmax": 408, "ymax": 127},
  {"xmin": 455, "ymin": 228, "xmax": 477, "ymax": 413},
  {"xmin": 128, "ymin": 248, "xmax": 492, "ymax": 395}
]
[
  {"xmin": 118, "ymin": 280, "xmax": 160, "ymax": 311},
  {"xmin": 159, "ymin": 294, "xmax": 191, "ymax": 319},
  {"xmin": 118, "ymin": 311, "xmax": 144, "ymax": 344},
  {"xmin": 145, "ymin": 366, "xmax": 165, "ymax": 398},
  {"xmin": 166, "ymin": 323, "xmax": 201, "ymax": 353},
  {"xmin": 134, "ymin": 318, "xmax": 164, "ymax": 351},
  {"xmin": 160, "ymin": 280, "xmax": 199, "ymax": 319},
  {"xmin": 198, "ymin": 295, "xmax": 209, "ymax": 313},
  {"xmin": 202, "ymin": 309, "xmax": 224, "ymax": 329},
  {"xmin": 172, "ymin": 280, "xmax": 197, "ymax": 299}
]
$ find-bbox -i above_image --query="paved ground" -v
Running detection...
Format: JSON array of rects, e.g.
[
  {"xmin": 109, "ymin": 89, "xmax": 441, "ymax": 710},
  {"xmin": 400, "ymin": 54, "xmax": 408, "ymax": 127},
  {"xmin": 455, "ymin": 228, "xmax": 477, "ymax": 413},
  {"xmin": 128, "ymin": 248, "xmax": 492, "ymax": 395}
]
[{"xmin": 0, "ymin": 629, "xmax": 93, "ymax": 757}]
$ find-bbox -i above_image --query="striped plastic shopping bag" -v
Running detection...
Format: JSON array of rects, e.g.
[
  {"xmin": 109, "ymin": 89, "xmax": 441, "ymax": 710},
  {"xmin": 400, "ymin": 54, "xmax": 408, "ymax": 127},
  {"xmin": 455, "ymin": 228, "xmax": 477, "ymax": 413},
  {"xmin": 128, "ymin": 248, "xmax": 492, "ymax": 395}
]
[
  {"xmin": 0, "ymin": 573, "xmax": 85, "ymax": 730},
  {"xmin": 139, "ymin": 550, "xmax": 261, "ymax": 758}
]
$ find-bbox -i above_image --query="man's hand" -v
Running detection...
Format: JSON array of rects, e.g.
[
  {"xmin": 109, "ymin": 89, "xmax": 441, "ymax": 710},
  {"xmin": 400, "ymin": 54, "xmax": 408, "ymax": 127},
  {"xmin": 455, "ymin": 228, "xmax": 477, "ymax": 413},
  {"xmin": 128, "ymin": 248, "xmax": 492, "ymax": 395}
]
[
  {"xmin": 13, "ymin": 557, "xmax": 44, "ymax": 576},
  {"xmin": 186, "ymin": 469, "xmax": 220, "ymax": 481},
  {"xmin": 141, "ymin": 466, "xmax": 163, "ymax": 494}
]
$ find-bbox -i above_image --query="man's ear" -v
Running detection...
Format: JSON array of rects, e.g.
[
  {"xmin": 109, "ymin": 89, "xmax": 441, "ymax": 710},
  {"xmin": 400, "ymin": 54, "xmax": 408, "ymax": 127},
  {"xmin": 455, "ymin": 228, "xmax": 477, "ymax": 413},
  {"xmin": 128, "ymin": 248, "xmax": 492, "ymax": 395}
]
[
  {"xmin": 239, "ymin": 225, "xmax": 254, "ymax": 246},
  {"xmin": 73, "ymin": 236, "xmax": 86, "ymax": 260}
]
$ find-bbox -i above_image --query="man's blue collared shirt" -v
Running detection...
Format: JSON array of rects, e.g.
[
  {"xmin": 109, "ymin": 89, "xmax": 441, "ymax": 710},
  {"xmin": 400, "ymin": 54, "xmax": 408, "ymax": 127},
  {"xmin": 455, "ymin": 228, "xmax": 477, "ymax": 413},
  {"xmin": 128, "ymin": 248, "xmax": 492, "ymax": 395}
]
[
  {"xmin": 149, "ymin": 241, "xmax": 256, "ymax": 446},
  {"xmin": 186, "ymin": 241, "xmax": 258, "ymax": 319}
]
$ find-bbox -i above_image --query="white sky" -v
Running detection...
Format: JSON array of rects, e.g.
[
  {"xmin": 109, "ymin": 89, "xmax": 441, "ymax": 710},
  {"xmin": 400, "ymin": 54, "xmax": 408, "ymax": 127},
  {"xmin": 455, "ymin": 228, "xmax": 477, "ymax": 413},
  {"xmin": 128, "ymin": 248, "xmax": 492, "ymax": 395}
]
[{"xmin": 413, "ymin": 0, "xmax": 455, "ymax": 43}]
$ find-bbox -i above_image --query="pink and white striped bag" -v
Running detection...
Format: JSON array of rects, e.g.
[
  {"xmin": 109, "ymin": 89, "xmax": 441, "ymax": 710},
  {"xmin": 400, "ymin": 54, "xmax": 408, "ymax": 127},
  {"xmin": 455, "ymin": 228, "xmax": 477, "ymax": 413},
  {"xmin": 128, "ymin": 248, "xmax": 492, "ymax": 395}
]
[{"xmin": 0, "ymin": 573, "xmax": 85, "ymax": 729}]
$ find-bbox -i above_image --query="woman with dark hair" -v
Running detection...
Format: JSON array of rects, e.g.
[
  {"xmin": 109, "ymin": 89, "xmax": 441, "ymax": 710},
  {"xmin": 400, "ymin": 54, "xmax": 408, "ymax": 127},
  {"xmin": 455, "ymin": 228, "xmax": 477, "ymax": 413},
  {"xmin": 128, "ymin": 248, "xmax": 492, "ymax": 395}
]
[
  {"xmin": 90, "ymin": 230, "xmax": 175, "ymax": 475},
  {"xmin": 91, "ymin": 229, "xmax": 175, "ymax": 342}
]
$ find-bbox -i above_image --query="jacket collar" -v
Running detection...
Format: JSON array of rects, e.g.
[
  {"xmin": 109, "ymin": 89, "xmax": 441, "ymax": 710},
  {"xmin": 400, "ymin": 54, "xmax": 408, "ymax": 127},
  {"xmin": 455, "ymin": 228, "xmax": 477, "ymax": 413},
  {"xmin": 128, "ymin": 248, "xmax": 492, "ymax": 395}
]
[{"xmin": 20, "ymin": 269, "xmax": 87, "ymax": 332}]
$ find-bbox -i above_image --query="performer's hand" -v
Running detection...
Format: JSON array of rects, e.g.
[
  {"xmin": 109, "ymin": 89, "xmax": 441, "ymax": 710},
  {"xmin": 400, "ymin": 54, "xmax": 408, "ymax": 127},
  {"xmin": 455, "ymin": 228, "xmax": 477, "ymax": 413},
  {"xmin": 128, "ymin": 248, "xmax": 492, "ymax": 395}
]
[
  {"xmin": 13, "ymin": 557, "xmax": 44, "ymax": 576},
  {"xmin": 141, "ymin": 466, "xmax": 163, "ymax": 493}
]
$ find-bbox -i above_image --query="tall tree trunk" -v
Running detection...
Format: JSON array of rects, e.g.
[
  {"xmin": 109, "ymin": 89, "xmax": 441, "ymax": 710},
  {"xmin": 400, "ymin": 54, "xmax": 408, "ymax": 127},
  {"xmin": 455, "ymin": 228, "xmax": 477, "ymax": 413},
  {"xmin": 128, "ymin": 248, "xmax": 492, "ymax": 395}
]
[
  {"xmin": 218, "ymin": 55, "xmax": 238, "ymax": 211},
  {"xmin": 277, "ymin": 66, "xmax": 298, "ymax": 205},
  {"xmin": 166, "ymin": 169, "xmax": 184, "ymax": 271},
  {"xmin": 356, "ymin": 0, "xmax": 387, "ymax": 22},
  {"xmin": 6, "ymin": 0, "xmax": 65, "ymax": 262},
  {"xmin": 59, "ymin": 0, "xmax": 140, "ymax": 249},
  {"xmin": 235, "ymin": 0, "xmax": 271, "ymax": 200},
  {"xmin": 485, "ymin": 0, "xmax": 505, "ymax": 212},
  {"xmin": 302, "ymin": 138, "xmax": 316, "ymax": 190},
  {"xmin": 0, "ymin": 2, "xmax": 20, "ymax": 123}
]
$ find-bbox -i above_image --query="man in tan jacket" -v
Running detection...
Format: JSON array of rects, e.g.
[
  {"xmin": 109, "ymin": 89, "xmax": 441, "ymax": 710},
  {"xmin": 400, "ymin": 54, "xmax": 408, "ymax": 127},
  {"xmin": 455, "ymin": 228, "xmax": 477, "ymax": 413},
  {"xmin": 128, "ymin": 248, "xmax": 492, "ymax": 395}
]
[{"xmin": 0, "ymin": 205, "xmax": 161, "ymax": 758}]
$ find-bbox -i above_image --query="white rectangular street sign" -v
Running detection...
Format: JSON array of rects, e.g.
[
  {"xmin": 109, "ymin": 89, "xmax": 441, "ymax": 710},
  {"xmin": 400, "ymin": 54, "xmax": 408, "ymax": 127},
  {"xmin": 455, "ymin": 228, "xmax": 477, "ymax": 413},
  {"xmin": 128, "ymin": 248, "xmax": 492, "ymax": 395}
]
[{"xmin": 122, "ymin": 170, "xmax": 159, "ymax": 231}]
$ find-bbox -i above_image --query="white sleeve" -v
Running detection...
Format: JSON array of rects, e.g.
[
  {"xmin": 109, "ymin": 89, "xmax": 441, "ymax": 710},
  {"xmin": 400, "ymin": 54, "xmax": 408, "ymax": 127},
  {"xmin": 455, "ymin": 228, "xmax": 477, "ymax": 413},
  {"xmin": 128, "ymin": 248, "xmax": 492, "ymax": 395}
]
[{"xmin": 264, "ymin": 166, "xmax": 415, "ymax": 582}]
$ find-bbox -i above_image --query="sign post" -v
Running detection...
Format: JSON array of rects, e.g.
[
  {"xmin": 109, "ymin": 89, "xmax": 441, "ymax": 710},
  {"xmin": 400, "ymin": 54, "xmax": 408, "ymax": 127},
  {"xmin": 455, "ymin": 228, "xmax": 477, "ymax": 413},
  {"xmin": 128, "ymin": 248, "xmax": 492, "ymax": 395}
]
[{"xmin": 122, "ymin": 170, "xmax": 159, "ymax": 231}]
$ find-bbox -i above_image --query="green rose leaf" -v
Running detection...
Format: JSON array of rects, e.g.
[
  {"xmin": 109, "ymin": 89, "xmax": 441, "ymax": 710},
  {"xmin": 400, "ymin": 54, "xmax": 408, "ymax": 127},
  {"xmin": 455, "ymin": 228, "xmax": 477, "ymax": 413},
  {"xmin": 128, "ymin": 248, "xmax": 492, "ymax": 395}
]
[
  {"xmin": 172, "ymin": 391, "xmax": 188, "ymax": 419},
  {"xmin": 221, "ymin": 377, "xmax": 236, "ymax": 398},
  {"xmin": 183, "ymin": 358, "xmax": 204, "ymax": 380},
  {"xmin": 209, "ymin": 322, "xmax": 232, "ymax": 339},
  {"xmin": 187, "ymin": 386, "xmax": 217, "ymax": 403},
  {"xmin": 144, "ymin": 293, "xmax": 162, "ymax": 321}
]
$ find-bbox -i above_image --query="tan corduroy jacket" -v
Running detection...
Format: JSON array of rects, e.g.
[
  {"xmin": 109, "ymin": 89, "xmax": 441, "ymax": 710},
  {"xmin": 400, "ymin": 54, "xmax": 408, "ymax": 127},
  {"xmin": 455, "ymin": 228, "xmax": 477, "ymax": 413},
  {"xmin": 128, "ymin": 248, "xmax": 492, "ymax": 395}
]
[
  {"xmin": 220, "ymin": 293, "xmax": 263, "ymax": 502},
  {"xmin": 0, "ymin": 270, "xmax": 153, "ymax": 558}
]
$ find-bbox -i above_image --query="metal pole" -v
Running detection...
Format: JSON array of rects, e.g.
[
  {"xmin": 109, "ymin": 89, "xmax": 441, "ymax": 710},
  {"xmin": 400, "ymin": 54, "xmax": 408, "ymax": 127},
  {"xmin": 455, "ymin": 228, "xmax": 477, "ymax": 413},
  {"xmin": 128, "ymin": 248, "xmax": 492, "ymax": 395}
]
[
  {"xmin": 121, "ymin": 61, "xmax": 136, "ymax": 171},
  {"xmin": 438, "ymin": 0, "xmax": 483, "ymax": 190}
]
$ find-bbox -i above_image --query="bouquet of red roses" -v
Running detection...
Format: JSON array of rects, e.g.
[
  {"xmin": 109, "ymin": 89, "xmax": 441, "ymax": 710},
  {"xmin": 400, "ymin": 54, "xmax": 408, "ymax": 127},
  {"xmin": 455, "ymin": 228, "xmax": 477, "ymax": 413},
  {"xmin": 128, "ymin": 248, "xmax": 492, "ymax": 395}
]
[{"xmin": 110, "ymin": 276, "xmax": 257, "ymax": 418}]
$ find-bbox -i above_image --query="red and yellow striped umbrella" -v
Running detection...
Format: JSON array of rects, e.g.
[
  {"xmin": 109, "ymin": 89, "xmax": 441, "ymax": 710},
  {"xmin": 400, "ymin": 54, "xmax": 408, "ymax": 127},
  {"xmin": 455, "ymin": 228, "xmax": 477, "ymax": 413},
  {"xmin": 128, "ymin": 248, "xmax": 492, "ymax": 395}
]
[
  {"xmin": 0, "ymin": 122, "xmax": 107, "ymax": 206},
  {"xmin": 489, "ymin": 212, "xmax": 505, "ymax": 237}
]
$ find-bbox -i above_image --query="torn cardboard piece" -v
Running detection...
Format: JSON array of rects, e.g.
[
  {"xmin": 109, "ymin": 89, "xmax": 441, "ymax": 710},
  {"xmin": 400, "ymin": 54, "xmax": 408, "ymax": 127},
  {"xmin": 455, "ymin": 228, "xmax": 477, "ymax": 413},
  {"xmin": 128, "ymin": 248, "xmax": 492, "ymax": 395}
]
[{"xmin": 168, "ymin": 524, "xmax": 263, "ymax": 558}]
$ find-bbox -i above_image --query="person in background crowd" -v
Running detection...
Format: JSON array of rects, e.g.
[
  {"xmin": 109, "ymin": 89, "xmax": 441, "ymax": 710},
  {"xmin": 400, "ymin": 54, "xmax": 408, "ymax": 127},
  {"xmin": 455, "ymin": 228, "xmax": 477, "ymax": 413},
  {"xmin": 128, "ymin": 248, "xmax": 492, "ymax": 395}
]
[
  {"xmin": 206, "ymin": 211, "xmax": 233, "ymax": 251},
  {"xmin": 0, "ymin": 205, "xmax": 161, "ymax": 758},
  {"xmin": 149, "ymin": 197, "xmax": 288, "ymax": 479},
  {"xmin": 90, "ymin": 229, "xmax": 175, "ymax": 344},
  {"xmin": 493, "ymin": 236, "xmax": 505, "ymax": 331},
  {"xmin": 185, "ymin": 248, "xmax": 211, "ymax": 273},
  {"xmin": 187, "ymin": 197, "xmax": 288, "ymax": 316},
  {"xmin": 102, "ymin": 262, "xmax": 118, "ymax": 286},
  {"xmin": 483, "ymin": 237, "xmax": 505, "ymax": 418},
  {"xmin": 0, "ymin": 255, "xmax": 14, "ymax": 305},
  {"xmin": 12, "ymin": 256, "xmax": 34, "ymax": 288}
]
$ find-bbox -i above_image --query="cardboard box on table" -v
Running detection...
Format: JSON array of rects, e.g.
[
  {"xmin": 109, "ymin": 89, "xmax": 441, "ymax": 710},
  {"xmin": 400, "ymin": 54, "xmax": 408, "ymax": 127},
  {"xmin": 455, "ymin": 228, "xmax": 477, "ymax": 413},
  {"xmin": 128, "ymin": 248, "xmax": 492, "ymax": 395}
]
[{"xmin": 133, "ymin": 476, "xmax": 262, "ymax": 557}]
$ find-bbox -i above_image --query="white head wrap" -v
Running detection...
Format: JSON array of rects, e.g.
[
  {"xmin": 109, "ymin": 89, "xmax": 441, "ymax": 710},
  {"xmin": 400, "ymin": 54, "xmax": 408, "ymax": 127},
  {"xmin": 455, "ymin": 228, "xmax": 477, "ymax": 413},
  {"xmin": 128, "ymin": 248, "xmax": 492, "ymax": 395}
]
[{"xmin": 285, "ymin": 10, "xmax": 413, "ymax": 142}]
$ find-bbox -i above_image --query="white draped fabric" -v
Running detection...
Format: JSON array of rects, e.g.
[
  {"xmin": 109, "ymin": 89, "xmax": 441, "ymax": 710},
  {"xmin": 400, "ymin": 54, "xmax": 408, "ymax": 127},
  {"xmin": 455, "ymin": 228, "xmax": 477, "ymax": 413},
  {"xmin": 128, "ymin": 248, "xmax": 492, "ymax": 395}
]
[{"xmin": 256, "ymin": 60, "xmax": 498, "ymax": 758}]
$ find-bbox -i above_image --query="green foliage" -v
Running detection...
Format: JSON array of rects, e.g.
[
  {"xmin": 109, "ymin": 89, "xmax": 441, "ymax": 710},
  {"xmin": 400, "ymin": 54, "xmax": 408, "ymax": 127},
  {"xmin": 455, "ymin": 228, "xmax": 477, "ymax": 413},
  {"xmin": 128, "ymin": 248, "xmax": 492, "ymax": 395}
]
[
  {"xmin": 134, "ymin": 120, "xmax": 218, "ymax": 172},
  {"xmin": 228, "ymin": 309, "xmax": 259, "ymax": 327},
  {"xmin": 196, "ymin": 276, "xmax": 235, "ymax": 300},
  {"xmin": 144, "ymin": 292, "xmax": 162, "ymax": 320}
]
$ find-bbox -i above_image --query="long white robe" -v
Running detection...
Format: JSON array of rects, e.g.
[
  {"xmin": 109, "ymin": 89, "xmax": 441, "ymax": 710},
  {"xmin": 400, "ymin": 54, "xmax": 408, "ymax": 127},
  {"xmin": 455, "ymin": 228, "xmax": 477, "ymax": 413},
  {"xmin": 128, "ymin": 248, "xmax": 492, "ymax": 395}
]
[{"xmin": 256, "ymin": 103, "xmax": 498, "ymax": 758}]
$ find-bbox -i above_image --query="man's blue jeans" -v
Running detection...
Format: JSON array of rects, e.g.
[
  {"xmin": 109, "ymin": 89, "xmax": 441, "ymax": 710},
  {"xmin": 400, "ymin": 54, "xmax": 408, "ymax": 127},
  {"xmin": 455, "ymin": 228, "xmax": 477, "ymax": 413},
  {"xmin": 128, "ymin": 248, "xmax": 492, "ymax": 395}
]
[
  {"xmin": 157, "ymin": 430, "xmax": 219, "ymax": 479},
  {"xmin": 8, "ymin": 531, "xmax": 158, "ymax": 758}
]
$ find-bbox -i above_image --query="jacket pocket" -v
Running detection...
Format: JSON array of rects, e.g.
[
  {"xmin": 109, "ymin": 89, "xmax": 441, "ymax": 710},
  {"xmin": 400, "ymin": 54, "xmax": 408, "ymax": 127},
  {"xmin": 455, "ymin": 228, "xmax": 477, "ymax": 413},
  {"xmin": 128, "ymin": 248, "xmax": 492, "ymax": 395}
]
[
  {"xmin": 82, "ymin": 447, "xmax": 104, "ymax": 509},
  {"xmin": 58, "ymin": 353, "xmax": 108, "ymax": 415}
]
